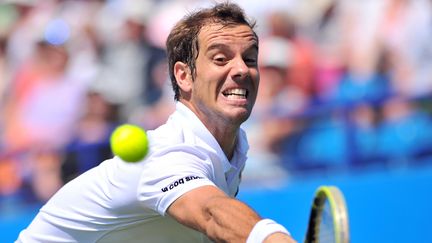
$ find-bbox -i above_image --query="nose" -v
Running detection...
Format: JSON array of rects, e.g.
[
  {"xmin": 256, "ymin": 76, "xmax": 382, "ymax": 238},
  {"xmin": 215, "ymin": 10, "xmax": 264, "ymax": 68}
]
[{"xmin": 231, "ymin": 56, "xmax": 249, "ymax": 80}]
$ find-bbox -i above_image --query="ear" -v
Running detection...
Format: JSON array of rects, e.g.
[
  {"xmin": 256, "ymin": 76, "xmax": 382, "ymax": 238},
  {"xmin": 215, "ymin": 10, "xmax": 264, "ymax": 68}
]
[{"xmin": 174, "ymin": 61, "xmax": 193, "ymax": 93}]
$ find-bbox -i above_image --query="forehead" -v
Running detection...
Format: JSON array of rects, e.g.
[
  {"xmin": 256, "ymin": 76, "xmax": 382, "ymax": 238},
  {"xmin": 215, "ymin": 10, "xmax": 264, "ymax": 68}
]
[{"xmin": 198, "ymin": 23, "xmax": 258, "ymax": 50}]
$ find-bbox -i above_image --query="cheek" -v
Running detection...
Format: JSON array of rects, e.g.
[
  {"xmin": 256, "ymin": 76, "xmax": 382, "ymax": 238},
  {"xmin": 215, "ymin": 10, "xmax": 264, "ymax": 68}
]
[
  {"xmin": 199, "ymin": 69, "xmax": 226, "ymax": 94},
  {"xmin": 192, "ymin": 77, "xmax": 216, "ymax": 101}
]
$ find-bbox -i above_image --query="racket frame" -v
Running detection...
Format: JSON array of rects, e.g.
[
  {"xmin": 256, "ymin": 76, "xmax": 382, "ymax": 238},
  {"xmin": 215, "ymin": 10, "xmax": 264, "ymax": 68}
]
[{"xmin": 304, "ymin": 185, "xmax": 349, "ymax": 243}]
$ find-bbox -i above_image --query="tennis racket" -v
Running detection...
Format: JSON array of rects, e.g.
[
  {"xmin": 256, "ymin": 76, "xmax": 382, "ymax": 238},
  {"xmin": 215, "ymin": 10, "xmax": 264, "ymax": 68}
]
[{"xmin": 304, "ymin": 185, "xmax": 349, "ymax": 243}]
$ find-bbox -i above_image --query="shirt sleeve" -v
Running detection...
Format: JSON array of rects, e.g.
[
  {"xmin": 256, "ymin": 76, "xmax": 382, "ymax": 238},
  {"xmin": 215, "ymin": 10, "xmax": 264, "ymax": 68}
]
[{"xmin": 137, "ymin": 145, "xmax": 216, "ymax": 216}]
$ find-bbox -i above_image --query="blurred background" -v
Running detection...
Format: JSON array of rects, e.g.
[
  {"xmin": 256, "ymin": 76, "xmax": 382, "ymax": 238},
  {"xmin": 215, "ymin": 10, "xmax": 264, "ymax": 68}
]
[{"xmin": 1, "ymin": 0, "xmax": 432, "ymax": 242}]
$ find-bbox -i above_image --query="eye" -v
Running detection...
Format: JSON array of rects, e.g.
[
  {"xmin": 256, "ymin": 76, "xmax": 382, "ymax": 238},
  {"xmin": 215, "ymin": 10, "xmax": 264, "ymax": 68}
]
[
  {"xmin": 213, "ymin": 55, "xmax": 228, "ymax": 65},
  {"xmin": 244, "ymin": 57, "xmax": 258, "ymax": 66}
]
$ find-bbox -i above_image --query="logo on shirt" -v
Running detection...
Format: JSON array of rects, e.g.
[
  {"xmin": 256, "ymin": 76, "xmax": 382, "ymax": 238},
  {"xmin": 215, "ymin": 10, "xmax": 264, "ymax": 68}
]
[{"xmin": 161, "ymin": 175, "xmax": 203, "ymax": 192}]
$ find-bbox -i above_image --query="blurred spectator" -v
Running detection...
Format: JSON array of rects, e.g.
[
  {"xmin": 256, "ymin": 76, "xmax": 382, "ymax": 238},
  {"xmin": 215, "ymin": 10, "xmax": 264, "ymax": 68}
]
[
  {"xmin": 333, "ymin": 47, "xmax": 393, "ymax": 105},
  {"xmin": 0, "ymin": 157, "xmax": 22, "ymax": 202},
  {"xmin": 255, "ymin": 37, "xmax": 309, "ymax": 116},
  {"xmin": 5, "ymin": 0, "xmax": 58, "ymax": 74},
  {"xmin": 2, "ymin": 41, "xmax": 87, "ymax": 152},
  {"xmin": 28, "ymin": 149, "xmax": 62, "ymax": 202},
  {"xmin": 306, "ymin": 0, "xmax": 345, "ymax": 103},
  {"xmin": 61, "ymin": 91, "xmax": 119, "ymax": 184},
  {"xmin": 349, "ymin": 103, "xmax": 382, "ymax": 166},
  {"xmin": 266, "ymin": 10, "xmax": 316, "ymax": 101},
  {"xmin": 284, "ymin": 112, "xmax": 349, "ymax": 171},
  {"xmin": 377, "ymin": 0, "xmax": 432, "ymax": 97},
  {"xmin": 1, "ymin": 40, "xmax": 88, "ymax": 202},
  {"xmin": 0, "ymin": 38, "xmax": 7, "ymax": 110},
  {"xmin": 92, "ymin": 0, "xmax": 168, "ymax": 121},
  {"xmin": 376, "ymin": 98, "xmax": 432, "ymax": 163}
]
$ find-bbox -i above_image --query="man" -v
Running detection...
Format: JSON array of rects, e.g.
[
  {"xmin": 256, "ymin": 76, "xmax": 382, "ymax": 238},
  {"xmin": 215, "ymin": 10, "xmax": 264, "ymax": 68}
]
[{"xmin": 17, "ymin": 3, "xmax": 296, "ymax": 243}]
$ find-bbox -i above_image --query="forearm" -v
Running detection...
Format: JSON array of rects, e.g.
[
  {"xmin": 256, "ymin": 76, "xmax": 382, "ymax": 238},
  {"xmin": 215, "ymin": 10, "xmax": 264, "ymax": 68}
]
[
  {"xmin": 202, "ymin": 196, "xmax": 296, "ymax": 243},
  {"xmin": 202, "ymin": 195, "xmax": 260, "ymax": 242},
  {"xmin": 168, "ymin": 186, "xmax": 295, "ymax": 242}
]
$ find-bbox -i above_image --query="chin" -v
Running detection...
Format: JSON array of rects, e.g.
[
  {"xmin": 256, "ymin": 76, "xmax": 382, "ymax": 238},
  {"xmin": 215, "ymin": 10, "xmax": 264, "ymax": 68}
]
[{"xmin": 227, "ymin": 108, "xmax": 251, "ymax": 124}]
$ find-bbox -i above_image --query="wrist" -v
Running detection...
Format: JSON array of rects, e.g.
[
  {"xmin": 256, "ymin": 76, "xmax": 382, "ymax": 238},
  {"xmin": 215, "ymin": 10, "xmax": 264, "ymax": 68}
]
[{"xmin": 246, "ymin": 219, "xmax": 290, "ymax": 243}]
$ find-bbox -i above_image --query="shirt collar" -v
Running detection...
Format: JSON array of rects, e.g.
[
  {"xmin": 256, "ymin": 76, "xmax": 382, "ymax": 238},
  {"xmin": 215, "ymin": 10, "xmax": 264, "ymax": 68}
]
[{"xmin": 174, "ymin": 102, "xmax": 249, "ymax": 173}]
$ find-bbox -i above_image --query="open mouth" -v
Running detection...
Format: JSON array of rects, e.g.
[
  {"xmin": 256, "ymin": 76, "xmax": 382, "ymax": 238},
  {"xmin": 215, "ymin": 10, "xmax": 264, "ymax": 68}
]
[{"xmin": 222, "ymin": 88, "xmax": 248, "ymax": 100}]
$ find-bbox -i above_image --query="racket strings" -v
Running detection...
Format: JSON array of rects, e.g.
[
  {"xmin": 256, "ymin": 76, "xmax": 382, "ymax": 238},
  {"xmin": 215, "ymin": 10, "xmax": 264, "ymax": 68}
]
[{"xmin": 317, "ymin": 200, "xmax": 336, "ymax": 243}]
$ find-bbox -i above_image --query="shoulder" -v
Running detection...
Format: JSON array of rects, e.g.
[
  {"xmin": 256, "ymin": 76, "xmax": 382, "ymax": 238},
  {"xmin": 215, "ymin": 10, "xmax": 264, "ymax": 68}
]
[
  {"xmin": 141, "ymin": 125, "xmax": 217, "ymax": 181},
  {"xmin": 146, "ymin": 116, "xmax": 217, "ymax": 162}
]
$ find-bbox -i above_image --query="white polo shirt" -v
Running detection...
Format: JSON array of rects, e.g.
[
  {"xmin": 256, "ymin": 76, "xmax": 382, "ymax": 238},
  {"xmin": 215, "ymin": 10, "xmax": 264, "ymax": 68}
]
[{"xmin": 17, "ymin": 102, "xmax": 249, "ymax": 243}]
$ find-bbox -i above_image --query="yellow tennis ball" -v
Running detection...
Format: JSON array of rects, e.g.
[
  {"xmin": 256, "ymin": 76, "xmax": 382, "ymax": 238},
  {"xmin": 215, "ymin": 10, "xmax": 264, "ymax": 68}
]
[{"xmin": 110, "ymin": 124, "xmax": 149, "ymax": 162}]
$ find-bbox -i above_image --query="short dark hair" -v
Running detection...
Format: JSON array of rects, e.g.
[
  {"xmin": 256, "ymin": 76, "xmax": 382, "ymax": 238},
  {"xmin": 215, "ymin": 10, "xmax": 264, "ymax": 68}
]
[{"xmin": 166, "ymin": 2, "xmax": 258, "ymax": 101}]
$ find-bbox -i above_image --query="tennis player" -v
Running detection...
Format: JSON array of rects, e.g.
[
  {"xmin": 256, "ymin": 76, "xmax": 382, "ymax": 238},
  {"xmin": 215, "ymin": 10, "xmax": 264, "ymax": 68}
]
[{"xmin": 16, "ymin": 2, "xmax": 296, "ymax": 243}]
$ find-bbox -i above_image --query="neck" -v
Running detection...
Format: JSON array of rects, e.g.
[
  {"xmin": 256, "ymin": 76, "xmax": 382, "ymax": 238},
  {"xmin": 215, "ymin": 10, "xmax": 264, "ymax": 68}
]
[
  {"xmin": 198, "ymin": 113, "xmax": 239, "ymax": 160},
  {"xmin": 213, "ymin": 126, "xmax": 238, "ymax": 160},
  {"xmin": 179, "ymin": 100, "xmax": 240, "ymax": 160}
]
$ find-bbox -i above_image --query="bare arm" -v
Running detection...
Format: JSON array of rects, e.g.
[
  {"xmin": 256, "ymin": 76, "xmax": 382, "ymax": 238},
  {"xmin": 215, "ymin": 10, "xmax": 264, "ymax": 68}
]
[{"xmin": 167, "ymin": 185, "xmax": 296, "ymax": 243}]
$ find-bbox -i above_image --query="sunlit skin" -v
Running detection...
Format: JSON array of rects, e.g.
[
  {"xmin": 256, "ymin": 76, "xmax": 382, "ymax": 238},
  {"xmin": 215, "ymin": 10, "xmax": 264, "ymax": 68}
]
[{"xmin": 174, "ymin": 24, "xmax": 259, "ymax": 159}]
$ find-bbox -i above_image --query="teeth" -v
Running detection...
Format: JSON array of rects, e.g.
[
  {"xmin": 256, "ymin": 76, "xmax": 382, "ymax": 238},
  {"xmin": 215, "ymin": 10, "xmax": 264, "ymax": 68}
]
[{"xmin": 224, "ymin": 88, "xmax": 247, "ymax": 96}]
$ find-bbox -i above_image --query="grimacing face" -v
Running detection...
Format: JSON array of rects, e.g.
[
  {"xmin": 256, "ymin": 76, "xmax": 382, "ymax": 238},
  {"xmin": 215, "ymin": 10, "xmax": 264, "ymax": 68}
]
[{"xmin": 179, "ymin": 23, "xmax": 259, "ymax": 130}]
